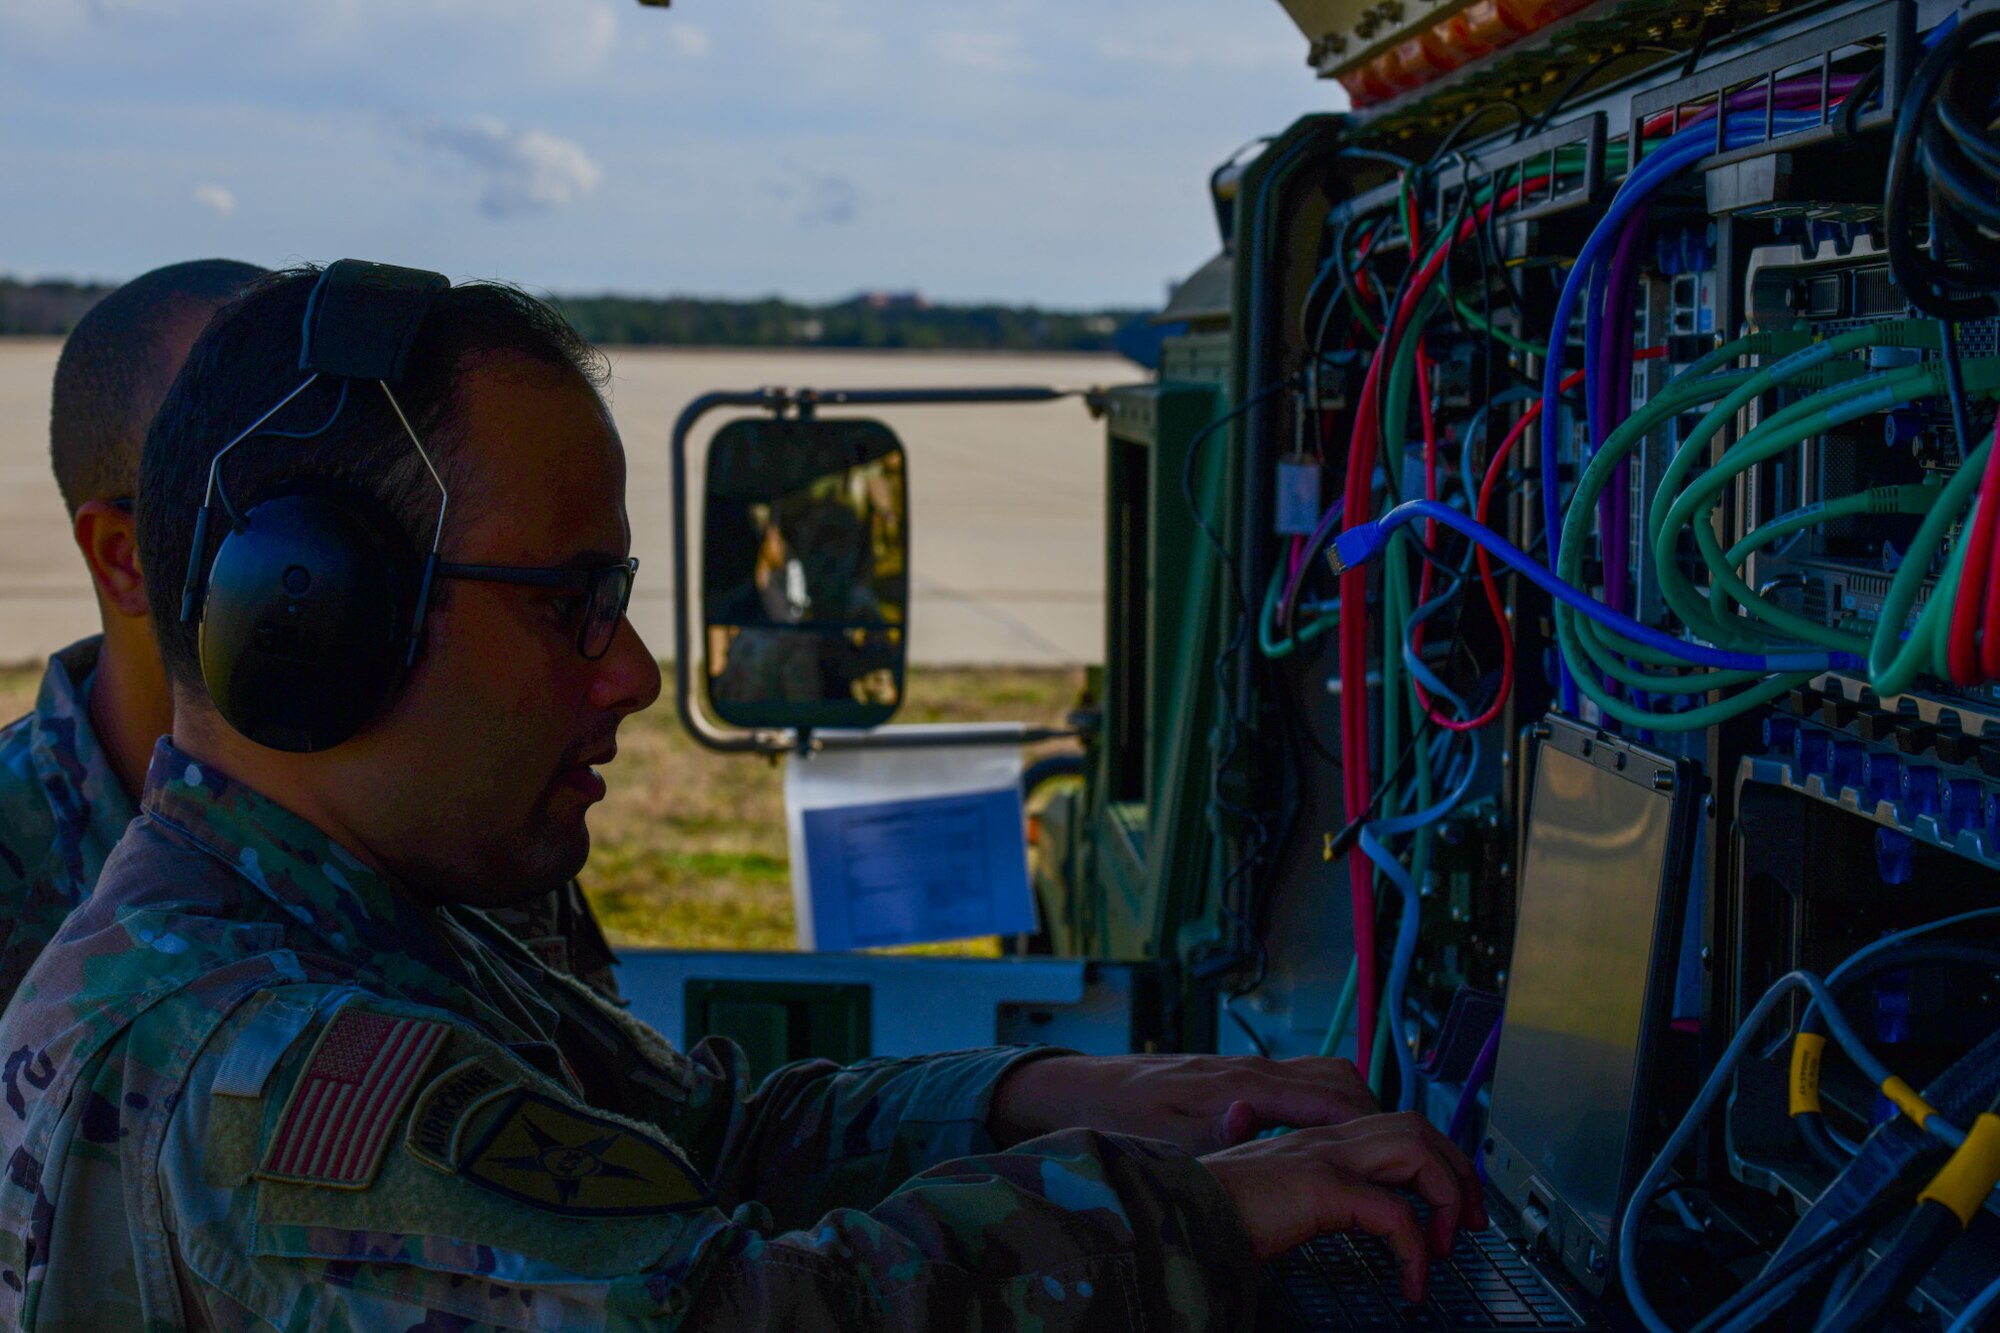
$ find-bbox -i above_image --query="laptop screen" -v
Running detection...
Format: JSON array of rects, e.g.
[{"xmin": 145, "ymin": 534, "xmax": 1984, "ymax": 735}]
[{"xmin": 1488, "ymin": 740, "xmax": 1678, "ymax": 1246}]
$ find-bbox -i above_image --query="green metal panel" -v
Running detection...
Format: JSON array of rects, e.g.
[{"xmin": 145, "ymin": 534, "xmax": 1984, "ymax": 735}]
[
  {"xmin": 1054, "ymin": 380, "xmax": 1228, "ymax": 975},
  {"xmin": 683, "ymin": 979, "xmax": 871, "ymax": 1084}
]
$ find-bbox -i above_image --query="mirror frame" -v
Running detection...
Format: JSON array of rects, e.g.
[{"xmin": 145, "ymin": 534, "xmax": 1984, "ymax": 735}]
[
  {"xmin": 701, "ymin": 415, "xmax": 909, "ymax": 732},
  {"xmin": 670, "ymin": 386, "xmax": 1082, "ymax": 756}
]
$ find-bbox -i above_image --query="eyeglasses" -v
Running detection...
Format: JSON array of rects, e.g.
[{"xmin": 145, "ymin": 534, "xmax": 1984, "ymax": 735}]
[{"xmin": 436, "ymin": 557, "xmax": 638, "ymax": 660}]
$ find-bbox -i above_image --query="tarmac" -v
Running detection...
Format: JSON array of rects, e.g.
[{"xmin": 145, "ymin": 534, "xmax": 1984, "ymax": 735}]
[{"xmin": 0, "ymin": 342, "xmax": 1122, "ymax": 668}]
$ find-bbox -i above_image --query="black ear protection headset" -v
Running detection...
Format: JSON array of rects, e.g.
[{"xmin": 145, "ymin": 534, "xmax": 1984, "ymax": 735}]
[{"xmin": 177, "ymin": 260, "xmax": 453, "ymax": 754}]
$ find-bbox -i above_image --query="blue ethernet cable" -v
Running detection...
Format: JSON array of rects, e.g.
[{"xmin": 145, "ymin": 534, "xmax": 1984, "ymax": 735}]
[
  {"xmin": 1327, "ymin": 498, "xmax": 1863, "ymax": 674},
  {"xmin": 1948, "ymin": 1272, "xmax": 2000, "ymax": 1333},
  {"xmin": 1539, "ymin": 111, "xmax": 1844, "ymax": 707},
  {"xmin": 1617, "ymin": 971, "xmax": 1968, "ymax": 1333}
]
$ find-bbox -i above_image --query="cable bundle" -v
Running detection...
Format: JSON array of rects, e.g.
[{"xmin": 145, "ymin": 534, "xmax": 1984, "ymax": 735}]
[{"xmin": 1888, "ymin": 10, "xmax": 2000, "ymax": 320}]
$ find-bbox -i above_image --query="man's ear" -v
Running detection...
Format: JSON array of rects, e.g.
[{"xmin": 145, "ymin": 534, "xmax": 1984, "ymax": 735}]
[{"xmin": 73, "ymin": 500, "xmax": 150, "ymax": 619}]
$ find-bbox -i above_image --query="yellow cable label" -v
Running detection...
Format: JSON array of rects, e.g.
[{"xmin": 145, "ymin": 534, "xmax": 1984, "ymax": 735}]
[
  {"xmin": 1881, "ymin": 1075, "xmax": 1934, "ymax": 1129},
  {"xmin": 1789, "ymin": 1033, "xmax": 1826, "ymax": 1117},
  {"xmin": 1919, "ymin": 1113, "xmax": 2000, "ymax": 1228}
]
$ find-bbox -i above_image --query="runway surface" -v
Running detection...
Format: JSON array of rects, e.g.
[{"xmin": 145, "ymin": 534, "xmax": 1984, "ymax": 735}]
[{"xmin": 0, "ymin": 342, "xmax": 1124, "ymax": 667}]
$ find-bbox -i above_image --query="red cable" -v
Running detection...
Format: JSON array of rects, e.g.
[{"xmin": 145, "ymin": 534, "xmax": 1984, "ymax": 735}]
[
  {"xmin": 1949, "ymin": 422, "xmax": 1997, "ymax": 681},
  {"xmin": 1337, "ymin": 176, "xmax": 1551, "ymax": 1075},
  {"xmin": 1975, "ymin": 414, "xmax": 2000, "ymax": 680}
]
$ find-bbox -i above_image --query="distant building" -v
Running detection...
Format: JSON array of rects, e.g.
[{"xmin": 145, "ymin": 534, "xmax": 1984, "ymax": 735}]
[{"xmin": 852, "ymin": 290, "xmax": 928, "ymax": 311}]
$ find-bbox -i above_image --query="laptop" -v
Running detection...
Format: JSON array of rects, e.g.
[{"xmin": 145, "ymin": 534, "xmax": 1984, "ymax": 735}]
[{"xmin": 1264, "ymin": 714, "xmax": 1700, "ymax": 1331}]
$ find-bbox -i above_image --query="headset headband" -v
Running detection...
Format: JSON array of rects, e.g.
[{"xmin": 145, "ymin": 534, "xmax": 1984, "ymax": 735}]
[{"xmin": 300, "ymin": 260, "xmax": 451, "ymax": 382}]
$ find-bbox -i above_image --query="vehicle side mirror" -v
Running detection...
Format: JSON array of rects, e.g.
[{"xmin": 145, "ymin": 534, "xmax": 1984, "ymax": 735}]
[{"xmin": 701, "ymin": 416, "xmax": 908, "ymax": 731}]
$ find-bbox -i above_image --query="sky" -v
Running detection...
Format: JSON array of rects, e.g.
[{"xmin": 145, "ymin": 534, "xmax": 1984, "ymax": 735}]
[{"xmin": 0, "ymin": 0, "xmax": 1343, "ymax": 308}]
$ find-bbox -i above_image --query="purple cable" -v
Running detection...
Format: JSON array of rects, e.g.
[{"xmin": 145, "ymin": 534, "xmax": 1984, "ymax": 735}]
[
  {"xmin": 1602, "ymin": 204, "xmax": 1649, "ymax": 616},
  {"xmin": 1447, "ymin": 1019, "xmax": 1504, "ymax": 1147},
  {"xmin": 1280, "ymin": 498, "xmax": 1347, "ymax": 618},
  {"xmin": 1643, "ymin": 73, "xmax": 1864, "ymax": 137},
  {"xmin": 1587, "ymin": 203, "xmax": 1650, "ymax": 638}
]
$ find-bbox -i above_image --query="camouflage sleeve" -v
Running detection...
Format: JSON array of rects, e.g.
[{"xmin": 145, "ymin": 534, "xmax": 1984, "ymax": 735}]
[
  {"xmin": 686, "ymin": 1125, "xmax": 1261, "ymax": 1330},
  {"xmin": 669, "ymin": 1037, "xmax": 1077, "ymax": 1225},
  {"xmin": 165, "ymin": 995, "xmax": 1260, "ymax": 1332}
]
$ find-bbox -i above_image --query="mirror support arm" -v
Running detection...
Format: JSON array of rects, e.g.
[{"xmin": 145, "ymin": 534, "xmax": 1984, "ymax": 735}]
[{"xmin": 671, "ymin": 385, "xmax": 1085, "ymax": 757}]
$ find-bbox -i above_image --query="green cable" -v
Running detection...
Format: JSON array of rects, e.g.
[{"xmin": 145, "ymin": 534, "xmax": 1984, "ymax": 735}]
[
  {"xmin": 1656, "ymin": 363, "xmax": 1945, "ymax": 649},
  {"xmin": 1369, "ymin": 1001, "xmax": 1394, "ymax": 1092},
  {"xmin": 1365, "ymin": 289, "xmax": 1439, "ymax": 1105},
  {"xmin": 1451, "ymin": 297, "xmax": 1547, "ymax": 357},
  {"xmin": 1660, "ymin": 356, "xmax": 2000, "ymax": 659},
  {"xmin": 1869, "ymin": 431, "xmax": 1993, "ymax": 694},
  {"xmin": 1651, "ymin": 354, "xmax": 1906, "ymax": 647},
  {"xmin": 1367, "ymin": 315, "xmax": 1421, "ymax": 1099},
  {"xmin": 1708, "ymin": 485, "xmax": 1940, "ymax": 641},
  {"xmin": 1259, "ymin": 557, "xmax": 1338, "ymax": 658},
  {"xmin": 1559, "ymin": 356, "xmax": 1881, "ymax": 689},
  {"xmin": 1931, "ymin": 527, "xmax": 1971, "ymax": 680},
  {"xmin": 1548, "ymin": 333, "xmax": 1839, "ymax": 726},
  {"xmin": 1720, "ymin": 487, "xmax": 1932, "ymax": 573},
  {"xmin": 1646, "ymin": 323, "xmax": 1944, "ymax": 650},
  {"xmin": 1320, "ymin": 954, "xmax": 1360, "ymax": 1058},
  {"xmin": 1553, "ymin": 362, "xmax": 1768, "ymax": 702}
]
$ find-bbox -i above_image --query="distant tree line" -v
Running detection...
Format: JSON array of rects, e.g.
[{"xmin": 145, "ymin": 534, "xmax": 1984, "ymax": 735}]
[{"xmin": 0, "ymin": 276, "xmax": 1152, "ymax": 353}]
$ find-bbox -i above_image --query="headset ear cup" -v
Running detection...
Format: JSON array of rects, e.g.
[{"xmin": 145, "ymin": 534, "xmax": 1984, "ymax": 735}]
[{"xmin": 198, "ymin": 492, "xmax": 416, "ymax": 751}]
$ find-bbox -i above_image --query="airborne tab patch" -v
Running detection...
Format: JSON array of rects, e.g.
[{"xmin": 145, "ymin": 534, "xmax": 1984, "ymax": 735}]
[
  {"xmin": 405, "ymin": 1057, "xmax": 511, "ymax": 1172},
  {"xmin": 256, "ymin": 1007, "xmax": 447, "ymax": 1189},
  {"xmin": 458, "ymin": 1089, "xmax": 712, "ymax": 1216}
]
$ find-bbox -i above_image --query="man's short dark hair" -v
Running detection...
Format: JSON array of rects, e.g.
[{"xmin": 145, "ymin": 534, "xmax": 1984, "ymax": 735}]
[
  {"xmin": 139, "ymin": 264, "xmax": 610, "ymax": 692},
  {"xmin": 50, "ymin": 259, "xmax": 267, "ymax": 514}
]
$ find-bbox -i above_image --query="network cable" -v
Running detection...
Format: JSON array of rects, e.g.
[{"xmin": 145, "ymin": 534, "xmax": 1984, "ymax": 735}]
[
  {"xmin": 1327, "ymin": 499, "xmax": 1862, "ymax": 673},
  {"xmin": 1617, "ymin": 969, "xmax": 1974, "ymax": 1333}
]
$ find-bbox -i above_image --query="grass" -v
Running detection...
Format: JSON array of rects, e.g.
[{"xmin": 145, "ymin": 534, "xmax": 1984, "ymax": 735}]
[
  {"xmin": 581, "ymin": 665, "xmax": 1083, "ymax": 955},
  {"xmin": 0, "ymin": 661, "xmax": 1084, "ymax": 955}
]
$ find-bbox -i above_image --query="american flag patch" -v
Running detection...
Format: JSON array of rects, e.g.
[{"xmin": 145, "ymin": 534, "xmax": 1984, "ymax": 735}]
[{"xmin": 256, "ymin": 1007, "xmax": 448, "ymax": 1189}]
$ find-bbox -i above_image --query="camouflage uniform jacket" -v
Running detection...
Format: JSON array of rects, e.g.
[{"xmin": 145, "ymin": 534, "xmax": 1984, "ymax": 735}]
[
  {"xmin": 0, "ymin": 739, "xmax": 1259, "ymax": 1331},
  {"xmin": 0, "ymin": 637, "xmax": 622, "ymax": 1008},
  {"xmin": 0, "ymin": 638, "xmax": 138, "ymax": 1009}
]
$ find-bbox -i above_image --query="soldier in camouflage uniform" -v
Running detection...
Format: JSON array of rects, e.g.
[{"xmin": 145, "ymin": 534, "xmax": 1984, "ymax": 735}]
[
  {"xmin": 0, "ymin": 265, "xmax": 1482, "ymax": 1330},
  {"xmin": 0, "ymin": 260, "xmax": 622, "ymax": 1010}
]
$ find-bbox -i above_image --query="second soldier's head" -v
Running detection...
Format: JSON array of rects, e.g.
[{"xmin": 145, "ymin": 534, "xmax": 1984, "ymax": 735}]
[{"xmin": 139, "ymin": 266, "xmax": 661, "ymax": 908}]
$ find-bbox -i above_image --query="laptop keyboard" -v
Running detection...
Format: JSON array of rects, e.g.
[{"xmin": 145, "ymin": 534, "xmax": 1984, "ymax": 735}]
[{"xmin": 1269, "ymin": 1224, "xmax": 1589, "ymax": 1329}]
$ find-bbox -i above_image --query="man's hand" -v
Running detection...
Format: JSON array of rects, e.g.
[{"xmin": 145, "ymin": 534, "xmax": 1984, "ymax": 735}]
[
  {"xmin": 990, "ymin": 1053, "xmax": 1379, "ymax": 1155},
  {"xmin": 1201, "ymin": 1112, "xmax": 1487, "ymax": 1303}
]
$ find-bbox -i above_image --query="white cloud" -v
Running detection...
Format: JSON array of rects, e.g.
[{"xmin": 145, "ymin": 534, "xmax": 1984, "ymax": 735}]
[
  {"xmin": 411, "ymin": 117, "xmax": 602, "ymax": 219},
  {"xmin": 931, "ymin": 30, "xmax": 1023, "ymax": 73},
  {"xmin": 667, "ymin": 23, "xmax": 711, "ymax": 59},
  {"xmin": 192, "ymin": 183, "xmax": 235, "ymax": 217}
]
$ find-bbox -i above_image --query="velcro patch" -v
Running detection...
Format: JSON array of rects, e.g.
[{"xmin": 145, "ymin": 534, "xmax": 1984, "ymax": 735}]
[
  {"xmin": 213, "ymin": 993, "xmax": 321, "ymax": 1099},
  {"xmin": 458, "ymin": 1089, "xmax": 712, "ymax": 1217},
  {"xmin": 256, "ymin": 1007, "xmax": 447, "ymax": 1189},
  {"xmin": 405, "ymin": 1057, "xmax": 512, "ymax": 1173}
]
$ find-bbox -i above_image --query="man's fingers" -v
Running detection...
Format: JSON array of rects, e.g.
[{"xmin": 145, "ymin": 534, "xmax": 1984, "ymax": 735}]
[
  {"xmin": 1326, "ymin": 1122, "xmax": 1464, "ymax": 1258},
  {"xmin": 1404, "ymin": 1113, "xmax": 1488, "ymax": 1231},
  {"xmin": 1216, "ymin": 1099, "xmax": 1258, "ymax": 1150},
  {"xmin": 1225, "ymin": 1074, "xmax": 1380, "ymax": 1132},
  {"xmin": 1319, "ymin": 1177, "xmax": 1430, "ymax": 1304}
]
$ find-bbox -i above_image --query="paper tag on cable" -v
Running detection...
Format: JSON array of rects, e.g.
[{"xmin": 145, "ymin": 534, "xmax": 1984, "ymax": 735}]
[{"xmin": 1276, "ymin": 457, "xmax": 1322, "ymax": 536}]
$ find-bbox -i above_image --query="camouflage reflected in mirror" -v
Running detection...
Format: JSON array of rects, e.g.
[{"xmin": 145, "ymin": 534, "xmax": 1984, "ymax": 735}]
[{"xmin": 702, "ymin": 417, "xmax": 908, "ymax": 730}]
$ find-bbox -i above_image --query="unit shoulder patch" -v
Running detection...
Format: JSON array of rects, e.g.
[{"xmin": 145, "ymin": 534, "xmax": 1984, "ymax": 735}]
[
  {"xmin": 404, "ymin": 1057, "xmax": 512, "ymax": 1172},
  {"xmin": 455, "ymin": 1087, "xmax": 713, "ymax": 1217},
  {"xmin": 255, "ymin": 1006, "xmax": 448, "ymax": 1189}
]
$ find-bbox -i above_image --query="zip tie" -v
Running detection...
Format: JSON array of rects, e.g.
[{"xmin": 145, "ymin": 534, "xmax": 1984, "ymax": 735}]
[
  {"xmin": 1917, "ymin": 1113, "xmax": 2000, "ymax": 1227},
  {"xmin": 1789, "ymin": 1032, "xmax": 1827, "ymax": 1117}
]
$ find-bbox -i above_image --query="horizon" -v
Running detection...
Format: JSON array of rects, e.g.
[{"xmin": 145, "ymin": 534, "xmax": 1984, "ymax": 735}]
[
  {"xmin": 1, "ymin": 1, "xmax": 1342, "ymax": 309},
  {"xmin": 0, "ymin": 271, "xmax": 1154, "ymax": 316}
]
